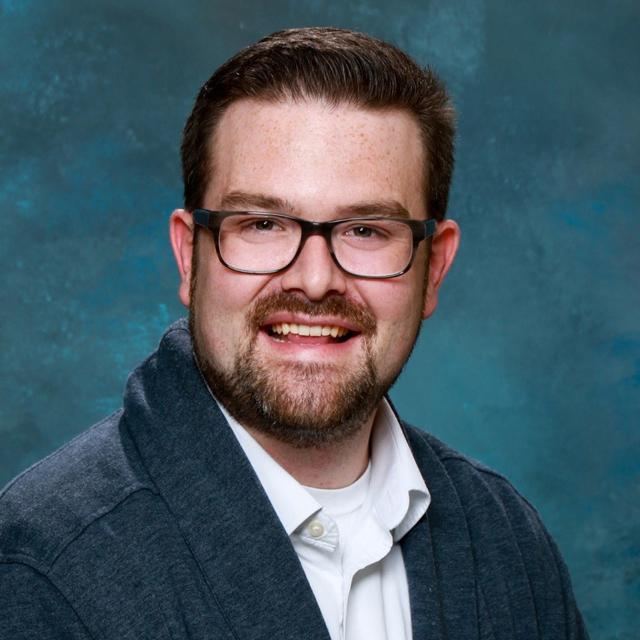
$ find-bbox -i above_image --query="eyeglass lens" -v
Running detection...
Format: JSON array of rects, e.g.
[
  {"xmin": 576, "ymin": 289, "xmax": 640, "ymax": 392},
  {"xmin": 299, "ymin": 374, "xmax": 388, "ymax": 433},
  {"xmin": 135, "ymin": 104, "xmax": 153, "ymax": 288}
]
[{"xmin": 218, "ymin": 214, "xmax": 414, "ymax": 277}]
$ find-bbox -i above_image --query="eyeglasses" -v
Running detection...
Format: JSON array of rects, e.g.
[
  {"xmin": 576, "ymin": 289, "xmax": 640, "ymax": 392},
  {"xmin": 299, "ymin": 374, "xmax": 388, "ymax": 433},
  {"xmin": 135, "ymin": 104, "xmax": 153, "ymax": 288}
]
[{"xmin": 193, "ymin": 209, "xmax": 437, "ymax": 279}]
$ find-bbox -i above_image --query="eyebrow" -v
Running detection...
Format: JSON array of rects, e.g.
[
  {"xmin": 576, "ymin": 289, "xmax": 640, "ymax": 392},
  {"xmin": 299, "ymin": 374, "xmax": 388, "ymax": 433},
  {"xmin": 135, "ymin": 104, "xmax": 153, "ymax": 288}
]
[
  {"xmin": 219, "ymin": 191, "xmax": 296, "ymax": 213},
  {"xmin": 218, "ymin": 190, "xmax": 411, "ymax": 219},
  {"xmin": 335, "ymin": 201, "xmax": 411, "ymax": 219}
]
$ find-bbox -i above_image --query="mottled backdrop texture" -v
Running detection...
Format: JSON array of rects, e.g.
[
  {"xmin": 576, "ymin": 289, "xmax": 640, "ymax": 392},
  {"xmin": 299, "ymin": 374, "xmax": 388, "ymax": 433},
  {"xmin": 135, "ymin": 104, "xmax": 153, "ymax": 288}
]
[{"xmin": 1, "ymin": 1, "xmax": 638, "ymax": 637}]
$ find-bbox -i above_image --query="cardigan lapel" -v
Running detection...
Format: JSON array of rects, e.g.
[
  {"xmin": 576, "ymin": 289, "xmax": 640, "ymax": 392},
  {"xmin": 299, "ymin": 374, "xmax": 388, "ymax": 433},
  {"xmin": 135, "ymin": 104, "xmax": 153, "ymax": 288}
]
[
  {"xmin": 401, "ymin": 424, "xmax": 481, "ymax": 640},
  {"xmin": 121, "ymin": 320, "xmax": 330, "ymax": 640}
]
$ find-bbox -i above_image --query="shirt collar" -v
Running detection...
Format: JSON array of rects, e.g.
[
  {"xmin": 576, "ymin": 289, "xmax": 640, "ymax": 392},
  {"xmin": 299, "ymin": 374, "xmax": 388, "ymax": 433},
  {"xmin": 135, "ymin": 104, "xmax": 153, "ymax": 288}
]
[
  {"xmin": 369, "ymin": 399, "xmax": 430, "ymax": 541},
  {"xmin": 218, "ymin": 397, "xmax": 430, "ymax": 541}
]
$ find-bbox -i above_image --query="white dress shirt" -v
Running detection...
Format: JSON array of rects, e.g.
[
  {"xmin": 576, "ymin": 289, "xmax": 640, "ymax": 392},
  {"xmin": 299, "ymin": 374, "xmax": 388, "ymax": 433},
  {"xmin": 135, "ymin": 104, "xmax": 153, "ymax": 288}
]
[{"xmin": 219, "ymin": 399, "xmax": 430, "ymax": 640}]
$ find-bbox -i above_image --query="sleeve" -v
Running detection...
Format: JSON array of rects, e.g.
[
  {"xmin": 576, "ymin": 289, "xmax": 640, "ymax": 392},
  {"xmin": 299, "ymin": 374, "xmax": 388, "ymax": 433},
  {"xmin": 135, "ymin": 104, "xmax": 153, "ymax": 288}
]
[
  {"xmin": 488, "ymin": 472, "xmax": 591, "ymax": 640},
  {"xmin": 543, "ymin": 530, "xmax": 591, "ymax": 640},
  {"xmin": 446, "ymin": 456, "xmax": 591, "ymax": 640},
  {"xmin": 0, "ymin": 562, "xmax": 93, "ymax": 640}
]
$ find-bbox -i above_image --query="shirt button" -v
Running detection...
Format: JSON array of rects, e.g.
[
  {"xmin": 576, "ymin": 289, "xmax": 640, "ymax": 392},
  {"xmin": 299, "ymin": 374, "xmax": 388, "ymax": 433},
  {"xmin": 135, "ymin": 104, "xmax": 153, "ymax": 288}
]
[{"xmin": 308, "ymin": 520, "xmax": 325, "ymax": 538}]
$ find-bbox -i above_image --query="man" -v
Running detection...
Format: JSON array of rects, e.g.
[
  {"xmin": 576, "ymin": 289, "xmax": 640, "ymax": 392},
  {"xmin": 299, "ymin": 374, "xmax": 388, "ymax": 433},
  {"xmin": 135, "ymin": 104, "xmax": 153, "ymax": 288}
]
[{"xmin": 0, "ymin": 27, "xmax": 588, "ymax": 639}]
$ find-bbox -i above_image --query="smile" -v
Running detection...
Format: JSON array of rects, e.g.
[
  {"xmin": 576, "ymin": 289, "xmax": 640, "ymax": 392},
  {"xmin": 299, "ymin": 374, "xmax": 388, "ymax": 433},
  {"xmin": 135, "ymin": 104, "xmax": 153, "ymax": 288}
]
[
  {"xmin": 270, "ymin": 323, "xmax": 349, "ymax": 338},
  {"xmin": 264, "ymin": 321, "xmax": 357, "ymax": 345}
]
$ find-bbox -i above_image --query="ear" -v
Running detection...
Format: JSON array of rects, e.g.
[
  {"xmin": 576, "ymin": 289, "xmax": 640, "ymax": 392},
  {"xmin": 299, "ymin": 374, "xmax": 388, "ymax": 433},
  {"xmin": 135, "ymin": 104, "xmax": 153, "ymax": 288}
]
[
  {"xmin": 422, "ymin": 219, "xmax": 460, "ymax": 319},
  {"xmin": 169, "ymin": 209, "xmax": 195, "ymax": 308}
]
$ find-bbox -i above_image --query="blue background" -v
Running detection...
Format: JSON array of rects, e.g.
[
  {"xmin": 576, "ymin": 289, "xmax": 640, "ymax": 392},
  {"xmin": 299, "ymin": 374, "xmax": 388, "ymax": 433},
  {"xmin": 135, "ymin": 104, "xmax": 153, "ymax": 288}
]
[{"xmin": 1, "ymin": 1, "xmax": 638, "ymax": 636}]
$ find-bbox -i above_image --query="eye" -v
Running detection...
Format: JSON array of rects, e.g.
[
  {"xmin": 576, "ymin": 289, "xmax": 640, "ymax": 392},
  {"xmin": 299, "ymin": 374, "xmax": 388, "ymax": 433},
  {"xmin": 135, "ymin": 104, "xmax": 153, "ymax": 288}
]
[
  {"xmin": 252, "ymin": 219, "xmax": 277, "ymax": 231},
  {"xmin": 342, "ymin": 223, "xmax": 390, "ymax": 240},
  {"xmin": 351, "ymin": 225, "xmax": 376, "ymax": 238},
  {"xmin": 239, "ymin": 216, "xmax": 285, "ymax": 233}
]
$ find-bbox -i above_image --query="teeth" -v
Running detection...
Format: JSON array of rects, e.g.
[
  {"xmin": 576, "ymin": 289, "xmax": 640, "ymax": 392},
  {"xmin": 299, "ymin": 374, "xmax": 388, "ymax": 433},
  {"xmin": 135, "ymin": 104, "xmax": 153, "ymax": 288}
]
[{"xmin": 270, "ymin": 323, "xmax": 350, "ymax": 338}]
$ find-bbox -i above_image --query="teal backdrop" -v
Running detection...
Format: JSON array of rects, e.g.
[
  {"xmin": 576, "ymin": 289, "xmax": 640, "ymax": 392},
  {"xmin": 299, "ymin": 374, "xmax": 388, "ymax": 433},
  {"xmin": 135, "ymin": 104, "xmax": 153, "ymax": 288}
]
[{"xmin": 1, "ymin": 1, "xmax": 638, "ymax": 637}]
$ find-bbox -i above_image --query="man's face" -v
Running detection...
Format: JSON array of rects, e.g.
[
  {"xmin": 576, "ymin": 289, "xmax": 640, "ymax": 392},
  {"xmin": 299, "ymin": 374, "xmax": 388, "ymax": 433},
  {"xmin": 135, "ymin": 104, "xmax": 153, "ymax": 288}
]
[{"xmin": 179, "ymin": 98, "xmax": 439, "ymax": 446}]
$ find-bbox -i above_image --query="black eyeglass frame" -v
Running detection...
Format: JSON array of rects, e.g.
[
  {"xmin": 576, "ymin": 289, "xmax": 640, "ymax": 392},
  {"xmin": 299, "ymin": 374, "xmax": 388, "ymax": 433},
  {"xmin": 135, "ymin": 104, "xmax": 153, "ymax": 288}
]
[{"xmin": 193, "ymin": 208, "xmax": 437, "ymax": 279}]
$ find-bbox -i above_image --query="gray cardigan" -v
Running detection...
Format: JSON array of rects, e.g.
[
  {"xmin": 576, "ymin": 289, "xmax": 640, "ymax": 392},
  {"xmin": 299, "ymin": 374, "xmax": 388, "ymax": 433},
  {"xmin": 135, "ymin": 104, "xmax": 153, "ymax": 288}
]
[{"xmin": 0, "ymin": 319, "xmax": 589, "ymax": 639}]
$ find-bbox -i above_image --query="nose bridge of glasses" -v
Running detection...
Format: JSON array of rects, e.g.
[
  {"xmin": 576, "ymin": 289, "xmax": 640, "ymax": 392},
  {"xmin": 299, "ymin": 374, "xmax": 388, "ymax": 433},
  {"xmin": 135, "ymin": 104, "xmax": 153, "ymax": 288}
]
[
  {"xmin": 277, "ymin": 218, "xmax": 348, "ymax": 297},
  {"xmin": 295, "ymin": 218, "xmax": 338, "ymax": 255}
]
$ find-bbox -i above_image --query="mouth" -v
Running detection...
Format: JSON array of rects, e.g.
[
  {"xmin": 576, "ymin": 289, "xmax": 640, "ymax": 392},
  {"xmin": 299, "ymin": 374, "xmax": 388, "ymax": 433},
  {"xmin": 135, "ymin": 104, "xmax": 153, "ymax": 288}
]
[
  {"xmin": 249, "ymin": 293, "xmax": 375, "ymax": 351},
  {"xmin": 265, "ymin": 321, "xmax": 357, "ymax": 344}
]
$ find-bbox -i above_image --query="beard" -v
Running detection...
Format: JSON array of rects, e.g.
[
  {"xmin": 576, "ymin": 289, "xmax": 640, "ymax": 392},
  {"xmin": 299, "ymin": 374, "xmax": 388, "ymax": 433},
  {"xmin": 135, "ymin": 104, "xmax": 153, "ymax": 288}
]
[{"xmin": 189, "ymin": 290, "xmax": 408, "ymax": 448}]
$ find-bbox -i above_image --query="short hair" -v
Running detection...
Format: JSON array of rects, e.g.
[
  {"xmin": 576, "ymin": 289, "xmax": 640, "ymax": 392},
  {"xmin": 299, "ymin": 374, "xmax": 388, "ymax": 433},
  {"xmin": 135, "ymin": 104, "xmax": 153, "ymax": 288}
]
[{"xmin": 181, "ymin": 27, "xmax": 455, "ymax": 221}]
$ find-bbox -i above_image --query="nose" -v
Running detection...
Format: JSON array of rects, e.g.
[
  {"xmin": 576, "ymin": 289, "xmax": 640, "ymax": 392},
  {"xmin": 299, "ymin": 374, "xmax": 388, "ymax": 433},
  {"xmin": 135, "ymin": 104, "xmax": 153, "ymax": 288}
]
[{"xmin": 279, "ymin": 234, "xmax": 348, "ymax": 300}]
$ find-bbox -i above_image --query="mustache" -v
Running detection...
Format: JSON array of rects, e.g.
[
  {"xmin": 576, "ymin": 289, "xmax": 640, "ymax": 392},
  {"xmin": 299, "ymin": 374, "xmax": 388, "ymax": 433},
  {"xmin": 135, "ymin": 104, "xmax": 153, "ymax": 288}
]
[{"xmin": 248, "ymin": 292, "xmax": 377, "ymax": 335}]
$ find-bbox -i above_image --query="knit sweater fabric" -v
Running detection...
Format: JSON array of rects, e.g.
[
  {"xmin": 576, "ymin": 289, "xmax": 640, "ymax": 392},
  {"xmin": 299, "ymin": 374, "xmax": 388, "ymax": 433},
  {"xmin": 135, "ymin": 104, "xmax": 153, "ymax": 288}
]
[{"xmin": 0, "ymin": 319, "xmax": 589, "ymax": 639}]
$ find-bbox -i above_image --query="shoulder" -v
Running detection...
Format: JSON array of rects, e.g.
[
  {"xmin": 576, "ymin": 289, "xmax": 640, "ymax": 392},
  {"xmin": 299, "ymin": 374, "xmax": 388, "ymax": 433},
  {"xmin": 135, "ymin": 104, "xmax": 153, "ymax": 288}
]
[
  {"xmin": 404, "ymin": 423, "xmax": 514, "ymax": 479},
  {"xmin": 403, "ymin": 423, "xmax": 547, "ymax": 535},
  {"xmin": 404, "ymin": 423, "xmax": 568, "ymax": 583},
  {"xmin": 402, "ymin": 425, "xmax": 590, "ymax": 637},
  {"xmin": 0, "ymin": 411, "xmax": 154, "ymax": 572}
]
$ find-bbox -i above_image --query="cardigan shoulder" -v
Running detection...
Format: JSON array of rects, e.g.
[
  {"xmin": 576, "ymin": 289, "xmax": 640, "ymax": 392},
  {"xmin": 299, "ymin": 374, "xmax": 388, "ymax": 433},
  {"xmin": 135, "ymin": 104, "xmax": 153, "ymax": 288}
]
[
  {"xmin": 402, "ymin": 423, "xmax": 556, "ymax": 564},
  {"xmin": 403, "ymin": 423, "xmax": 538, "ymax": 509},
  {"xmin": 0, "ymin": 410, "xmax": 154, "ymax": 571}
]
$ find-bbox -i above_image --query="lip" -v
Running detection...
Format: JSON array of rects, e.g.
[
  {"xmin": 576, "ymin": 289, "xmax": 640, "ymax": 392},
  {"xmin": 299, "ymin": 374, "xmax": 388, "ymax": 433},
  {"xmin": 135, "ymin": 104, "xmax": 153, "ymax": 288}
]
[
  {"xmin": 256, "ymin": 327, "xmax": 364, "ymax": 360},
  {"xmin": 259, "ymin": 312, "xmax": 363, "ymax": 333},
  {"xmin": 256, "ymin": 312, "xmax": 365, "ymax": 361}
]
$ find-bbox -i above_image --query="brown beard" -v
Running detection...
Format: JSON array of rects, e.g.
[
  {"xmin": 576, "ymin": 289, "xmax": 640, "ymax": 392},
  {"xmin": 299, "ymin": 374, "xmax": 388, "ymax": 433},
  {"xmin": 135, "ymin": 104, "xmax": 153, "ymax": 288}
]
[{"xmin": 189, "ymin": 291, "xmax": 402, "ymax": 448}]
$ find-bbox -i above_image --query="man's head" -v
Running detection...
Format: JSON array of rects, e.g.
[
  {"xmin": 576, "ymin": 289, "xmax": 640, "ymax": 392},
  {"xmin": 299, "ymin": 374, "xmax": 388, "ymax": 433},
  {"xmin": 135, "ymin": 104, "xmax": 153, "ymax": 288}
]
[{"xmin": 170, "ymin": 28, "xmax": 460, "ymax": 448}]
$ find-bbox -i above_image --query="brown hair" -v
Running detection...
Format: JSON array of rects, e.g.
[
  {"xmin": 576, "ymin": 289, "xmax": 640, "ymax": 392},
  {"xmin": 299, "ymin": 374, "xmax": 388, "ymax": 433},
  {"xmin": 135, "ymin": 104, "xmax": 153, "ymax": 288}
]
[{"xmin": 181, "ymin": 27, "xmax": 455, "ymax": 221}]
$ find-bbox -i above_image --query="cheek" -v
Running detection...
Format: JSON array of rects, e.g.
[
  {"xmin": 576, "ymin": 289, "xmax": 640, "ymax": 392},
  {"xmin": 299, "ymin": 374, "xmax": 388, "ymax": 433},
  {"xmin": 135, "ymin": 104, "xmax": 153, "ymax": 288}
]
[
  {"xmin": 194, "ymin": 262, "xmax": 273, "ymax": 345},
  {"xmin": 359, "ymin": 273, "xmax": 426, "ymax": 326},
  {"xmin": 193, "ymin": 280, "xmax": 251, "ymax": 371},
  {"xmin": 360, "ymin": 275, "xmax": 426, "ymax": 358}
]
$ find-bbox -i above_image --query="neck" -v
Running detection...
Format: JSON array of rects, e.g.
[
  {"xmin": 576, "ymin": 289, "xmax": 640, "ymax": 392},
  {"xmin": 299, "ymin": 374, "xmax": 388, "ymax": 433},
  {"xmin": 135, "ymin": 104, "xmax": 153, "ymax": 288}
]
[{"xmin": 244, "ymin": 412, "xmax": 376, "ymax": 489}]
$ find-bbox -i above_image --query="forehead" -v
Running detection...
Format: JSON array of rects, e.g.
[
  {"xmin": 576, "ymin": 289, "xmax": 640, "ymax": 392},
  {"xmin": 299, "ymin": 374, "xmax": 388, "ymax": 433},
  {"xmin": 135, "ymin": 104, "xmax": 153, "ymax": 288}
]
[{"xmin": 205, "ymin": 98, "xmax": 427, "ymax": 217}]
